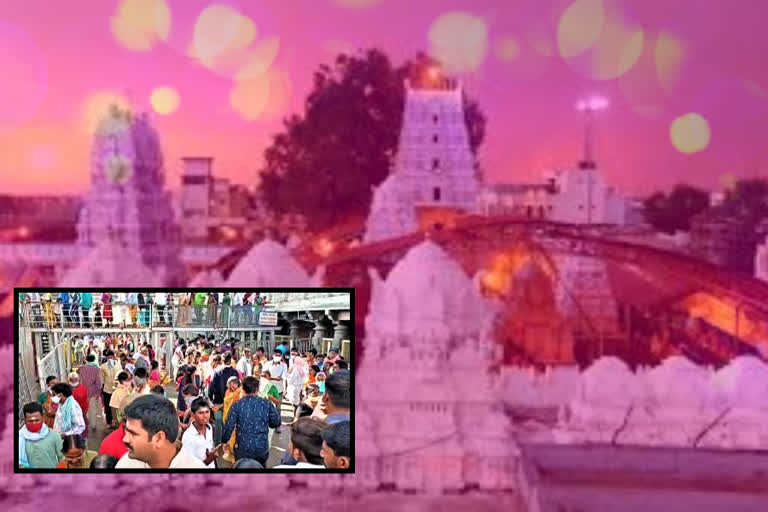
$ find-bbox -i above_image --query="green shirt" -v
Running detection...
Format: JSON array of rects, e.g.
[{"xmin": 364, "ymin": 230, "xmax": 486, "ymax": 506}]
[
  {"xmin": 25, "ymin": 429, "xmax": 63, "ymax": 469},
  {"xmin": 37, "ymin": 391, "xmax": 49, "ymax": 405},
  {"xmin": 194, "ymin": 293, "xmax": 208, "ymax": 306},
  {"xmin": 80, "ymin": 293, "xmax": 92, "ymax": 308}
]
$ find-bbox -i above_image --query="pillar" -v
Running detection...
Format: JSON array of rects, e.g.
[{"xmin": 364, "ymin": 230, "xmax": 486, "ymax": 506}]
[
  {"xmin": 312, "ymin": 314, "xmax": 329, "ymax": 352},
  {"xmin": 289, "ymin": 319, "xmax": 301, "ymax": 341},
  {"xmin": 332, "ymin": 320, "xmax": 350, "ymax": 347}
]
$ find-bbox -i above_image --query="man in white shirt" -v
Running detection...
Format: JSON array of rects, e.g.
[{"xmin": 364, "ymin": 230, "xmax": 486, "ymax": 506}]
[
  {"xmin": 180, "ymin": 397, "xmax": 222, "ymax": 468},
  {"xmin": 236, "ymin": 348, "xmax": 253, "ymax": 377},
  {"xmin": 113, "ymin": 292, "xmax": 127, "ymax": 327},
  {"xmin": 116, "ymin": 394, "xmax": 206, "ymax": 468},
  {"xmin": 272, "ymin": 417, "xmax": 328, "ymax": 469},
  {"xmin": 262, "ymin": 349, "xmax": 287, "ymax": 395},
  {"xmin": 233, "ymin": 293, "xmax": 244, "ymax": 324}
]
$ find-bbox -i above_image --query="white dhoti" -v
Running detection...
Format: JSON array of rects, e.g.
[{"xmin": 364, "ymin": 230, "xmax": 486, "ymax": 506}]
[{"xmin": 286, "ymin": 382, "xmax": 302, "ymax": 406}]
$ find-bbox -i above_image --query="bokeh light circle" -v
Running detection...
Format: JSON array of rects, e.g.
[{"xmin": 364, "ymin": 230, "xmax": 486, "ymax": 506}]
[
  {"xmin": 670, "ymin": 113, "xmax": 710, "ymax": 154},
  {"xmin": 561, "ymin": 0, "xmax": 644, "ymax": 81},
  {"xmin": 557, "ymin": 0, "xmax": 605, "ymax": 58},
  {"xmin": 0, "ymin": 20, "xmax": 48, "ymax": 134},
  {"xmin": 655, "ymin": 30, "xmax": 686, "ymax": 93},
  {"xmin": 494, "ymin": 36, "xmax": 521, "ymax": 62},
  {"xmin": 428, "ymin": 11, "xmax": 489, "ymax": 74},
  {"xmin": 111, "ymin": 0, "xmax": 171, "ymax": 52},
  {"xmin": 150, "ymin": 86, "xmax": 180, "ymax": 115}
]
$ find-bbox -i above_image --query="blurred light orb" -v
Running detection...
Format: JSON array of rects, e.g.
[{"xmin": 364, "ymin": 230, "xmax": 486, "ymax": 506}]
[
  {"xmin": 655, "ymin": 30, "xmax": 686, "ymax": 92},
  {"xmin": 82, "ymin": 91, "xmax": 132, "ymax": 134},
  {"xmin": 428, "ymin": 11, "xmax": 489, "ymax": 74},
  {"xmin": 193, "ymin": 4, "xmax": 249, "ymax": 60},
  {"xmin": 495, "ymin": 36, "xmax": 521, "ymax": 62},
  {"xmin": 562, "ymin": 0, "xmax": 644, "ymax": 80},
  {"xmin": 0, "ymin": 20, "xmax": 48, "ymax": 134},
  {"xmin": 230, "ymin": 75, "xmax": 271, "ymax": 121},
  {"xmin": 234, "ymin": 36, "xmax": 280, "ymax": 80},
  {"xmin": 111, "ymin": 0, "xmax": 171, "ymax": 51},
  {"xmin": 557, "ymin": 0, "xmax": 605, "ymax": 58},
  {"xmin": 670, "ymin": 113, "xmax": 710, "ymax": 154},
  {"xmin": 150, "ymin": 86, "xmax": 180, "ymax": 115}
]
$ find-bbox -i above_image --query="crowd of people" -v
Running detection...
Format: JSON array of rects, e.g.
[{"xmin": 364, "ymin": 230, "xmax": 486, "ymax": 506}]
[
  {"xmin": 19, "ymin": 332, "xmax": 351, "ymax": 470},
  {"xmin": 18, "ymin": 292, "xmax": 269, "ymax": 329}
]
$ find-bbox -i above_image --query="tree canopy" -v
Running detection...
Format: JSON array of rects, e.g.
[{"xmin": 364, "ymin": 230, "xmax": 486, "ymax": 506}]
[
  {"xmin": 643, "ymin": 184, "xmax": 710, "ymax": 234},
  {"xmin": 257, "ymin": 49, "xmax": 486, "ymax": 232}
]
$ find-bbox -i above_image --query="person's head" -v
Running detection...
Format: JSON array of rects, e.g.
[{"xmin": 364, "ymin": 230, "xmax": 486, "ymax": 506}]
[
  {"xmin": 68, "ymin": 371, "xmax": 80, "ymax": 387},
  {"xmin": 306, "ymin": 348, "xmax": 317, "ymax": 358},
  {"xmin": 181, "ymin": 384, "xmax": 199, "ymax": 407},
  {"xmin": 255, "ymin": 347, "xmax": 265, "ymax": 357},
  {"xmin": 290, "ymin": 349, "xmax": 300, "ymax": 359},
  {"xmin": 243, "ymin": 348, "xmax": 251, "ymax": 358},
  {"xmin": 190, "ymin": 397, "xmax": 211, "ymax": 427},
  {"xmin": 281, "ymin": 341, "xmax": 289, "ymax": 348},
  {"xmin": 242, "ymin": 376, "xmax": 259, "ymax": 395},
  {"xmin": 227, "ymin": 376, "xmax": 241, "ymax": 394},
  {"xmin": 289, "ymin": 417, "xmax": 327, "ymax": 465},
  {"xmin": 272, "ymin": 350, "xmax": 282, "ymax": 362},
  {"xmin": 122, "ymin": 394, "xmax": 179, "ymax": 465},
  {"xmin": 232, "ymin": 458, "xmax": 264, "ymax": 469},
  {"xmin": 104, "ymin": 349, "xmax": 115, "ymax": 360},
  {"xmin": 212, "ymin": 354, "xmax": 222, "ymax": 366},
  {"xmin": 151, "ymin": 385, "xmax": 165, "ymax": 397},
  {"xmin": 309, "ymin": 365, "xmax": 320, "ymax": 378},
  {"xmin": 141, "ymin": 346, "xmax": 149, "ymax": 356},
  {"xmin": 117, "ymin": 371, "xmax": 130, "ymax": 386},
  {"xmin": 316, "ymin": 371, "xmax": 327, "ymax": 392},
  {"xmin": 86, "ymin": 354, "xmax": 96, "ymax": 364},
  {"xmin": 22, "ymin": 401, "xmax": 44, "ymax": 432},
  {"xmin": 297, "ymin": 403, "xmax": 315, "ymax": 418},
  {"xmin": 223, "ymin": 353, "xmax": 233, "ymax": 366},
  {"xmin": 133, "ymin": 367, "xmax": 148, "ymax": 387},
  {"xmin": 320, "ymin": 420, "xmax": 350, "ymax": 469},
  {"xmin": 61, "ymin": 434, "xmax": 88, "ymax": 468},
  {"xmin": 51, "ymin": 382, "xmax": 72, "ymax": 404},
  {"xmin": 151, "ymin": 360, "xmax": 159, "ymax": 370},
  {"xmin": 45, "ymin": 375, "xmax": 58, "ymax": 391},
  {"xmin": 335, "ymin": 361, "xmax": 349, "ymax": 371},
  {"xmin": 90, "ymin": 454, "xmax": 118, "ymax": 469},
  {"xmin": 329, "ymin": 348, "xmax": 339, "ymax": 359},
  {"xmin": 307, "ymin": 384, "xmax": 320, "ymax": 397},
  {"xmin": 322, "ymin": 370, "xmax": 350, "ymax": 415},
  {"xmin": 119, "ymin": 354, "xmax": 127, "ymax": 364}
]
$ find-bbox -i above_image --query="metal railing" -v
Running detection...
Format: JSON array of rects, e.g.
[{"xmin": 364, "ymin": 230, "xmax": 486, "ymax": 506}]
[
  {"xmin": 36, "ymin": 340, "xmax": 72, "ymax": 391},
  {"xmin": 19, "ymin": 302, "xmax": 277, "ymax": 331}
]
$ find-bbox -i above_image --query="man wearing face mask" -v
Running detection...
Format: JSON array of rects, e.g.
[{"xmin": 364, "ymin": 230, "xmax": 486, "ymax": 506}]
[
  {"xmin": 119, "ymin": 367, "xmax": 151, "ymax": 415},
  {"xmin": 19, "ymin": 401, "xmax": 63, "ymax": 468},
  {"xmin": 262, "ymin": 349, "xmax": 288, "ymax": 396},
  {"xmin": 311, "ymin": 370, "xmax": 349, "ymax": 423},
  {"xmin": 68, "ymin": 372, "xmax": 89, "ymax": 435},
  {"xmin": 51, "ymin": 383, "xmax": 86, "ymax": 437},
  {"xmin": 100, "ymin": 349, "xmax": 122, "ymax": 429}
]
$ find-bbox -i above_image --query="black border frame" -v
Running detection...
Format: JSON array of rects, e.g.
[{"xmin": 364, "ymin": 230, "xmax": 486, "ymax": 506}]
[{"xmin": 14, "ymin": 287, "xmax": 355, "ymax": 474}]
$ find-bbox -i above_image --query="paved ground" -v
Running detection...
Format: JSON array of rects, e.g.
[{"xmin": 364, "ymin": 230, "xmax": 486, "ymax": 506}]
[{"xmin": 85, "ymin": 383, "xmax": 293, "ymax": 468}]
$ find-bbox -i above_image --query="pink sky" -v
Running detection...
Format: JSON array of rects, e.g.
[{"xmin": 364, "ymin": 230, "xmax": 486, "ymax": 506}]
[{"xmin": 1, "ymin": 0, "xmax": 767, "ymax": 198}]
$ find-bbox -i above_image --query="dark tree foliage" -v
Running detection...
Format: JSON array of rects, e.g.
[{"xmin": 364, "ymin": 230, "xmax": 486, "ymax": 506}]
[
  {"xmin": 257, "ymin": 49, "xmax": 486, "ymax": 231},
  {"xmin": 643, "ymin": 184, "xmax": 710, "ymax": 234}
]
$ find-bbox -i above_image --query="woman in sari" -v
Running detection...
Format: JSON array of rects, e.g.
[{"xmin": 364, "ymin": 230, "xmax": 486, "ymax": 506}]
[
  {"xmin": 38, "ymin": 376, "xmax": 59, "ymax": 429},
  {"xmin": 42, "ymin": 292, "xmax": 56, "ymax": 328},
  {"xmin": 101, "ymin": 292, "xmax": 112, "ymax": 327},
  {"xmin": 148, "ymin": 360, "xmax": 162, "ymax": 389},
  {"xmin": 221, "ymin": 376, "xmax": 244, "ymax": 464},
  {"xmin": 259, "ymin": 370, "xmax": 282, "ymax": 448},
  {"xmin": 57, "ymin": 434, "xmax": 97, "ymax": 469}
]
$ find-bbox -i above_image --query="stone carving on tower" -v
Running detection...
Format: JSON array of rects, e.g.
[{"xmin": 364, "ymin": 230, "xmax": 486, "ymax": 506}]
[
  {"xmin": 72, "ymin": 104, "xmax": 185, "ymax": 285},
  {"xmin": 364, "ymin": 79, "xmax": 480, "ymax": 242},
  {"xmin": 358, "ymin": 237, "xmax": 519, "ymax": 493}
]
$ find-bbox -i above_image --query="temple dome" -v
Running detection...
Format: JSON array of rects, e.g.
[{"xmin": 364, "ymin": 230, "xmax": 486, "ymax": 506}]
[
  {"xmin": 579, "ymin": 356, "xmax": 639, "ymax": 407},
  {"xmin": 644, "ymin": 355, "xmax": 713, "ymax": 408},
  {"xmin": 225, "ymin": 238, "xmax": 311, "ymax": 287},
  {"xmin": 712, "ymin": 355, "xmax": 768, "ymax": 409},
  {"xmin": 59, "ymin": 238, "xmax": 160, "ymax": 287},
  {"xmin": 368, "ymin": 238, "xmax": 490, "ymax": 341}
]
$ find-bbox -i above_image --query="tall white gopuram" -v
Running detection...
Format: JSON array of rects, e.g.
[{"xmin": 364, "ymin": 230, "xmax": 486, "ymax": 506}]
[
  {"xmin": 72, "ymin": 105, "xmax": 185, "ymax": 285},
  {"xmin": 364, "ymin": 79, "xmax": 480, "ymax": 242}
]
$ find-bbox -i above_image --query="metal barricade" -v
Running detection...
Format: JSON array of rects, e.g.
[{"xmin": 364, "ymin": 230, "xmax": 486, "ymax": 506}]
[
  {"xmin": 341, "ymin": 339, "xmax": 352, "ymax": 361},
  {"xmin": 291, "ymin": 338, "xmax": 313, "ymax": 355},
  {"xmin": 36, "ymin": 340, "xmax": 71, "ymax": 391}
]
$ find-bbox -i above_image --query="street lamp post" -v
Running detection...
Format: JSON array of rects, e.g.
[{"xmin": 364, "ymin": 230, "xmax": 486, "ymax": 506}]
[{"xmin": 576, "ymin": 96, "xmax": 609, "ymax": 224}]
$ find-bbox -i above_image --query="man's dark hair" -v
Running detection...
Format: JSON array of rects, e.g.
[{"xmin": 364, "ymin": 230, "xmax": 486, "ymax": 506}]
[
  {"xmin": 51, "ymin": 382, "xmax": 73, "ymax": 398},
  {"xmin": 273, "ymin": 349, "xmax": 282, "ymax": 356},
  {"xmin": 151, "ymin": 385, "xmax": 165, "ymax": 396},
  {"xmin": 256, "ymin": 347, "xmax": 265, "ymax": 354},
  {"xmin": 190, "ymin": 397, "xmax": 211, "ymax": 413},
  {"xmin": 86, "ymin": 354, "xmax": 95, "ymax": 363},
  {"xmin": 290, "ymin": 417, "xmax": 327, "ymax": 465},
  {"xmin": 310, "ymin": 365, "xmax": 320, "ymax": 374},
  {"xmin": 306, "ymin": 348, "xmax": 317, "ymax": 357},
  {"xmin": 297, "ymin": 403, "xmax": 314, "ymax": 418},
  {"xmin": 90, "ymin": 454, "xmax": 118, "ymax": 469},
  {"xmin": 224, "ymin": 353, "xmax": 232, "ymax": 365},
  {"xmin": 335, "ymin": 361, "xmax": 349, "ymax": 370},
  {"xmin": 280, "ymin": 341, "xmax": 289, "ymax": 346},
  {"xmin": 325, "ymin": 370, "xmax": 350, "ymax": 409},
  {"xmin": 62, "ymin": 434, "xmax": 87, "ymax": 453},
  {"xmin": 134, "ymin": 367, "xmax": 148, "ymax": 379},
  {"xmin": 23, "ymin": 401, "xmax": 43, "ymax": 417},
  {"xmin": 103, "ymin": 349, "xmax": 114, "ymax": 358},
  {"xmin": 45, "ymin": 375, "xmax": 57, "ymax": 385},
  {"xmin": 181, "ymin": 384, "xmax": 199, "ymax": 397},
  {"xmin": 242, "ymin": 376, "xmax": 260, "ymax": 394},
  {"xmin": 123, "ymin": 394, "xmax": 179, "ymax": 442},
  {"xmin": 117, "ymin": 371, "xmax": 129, "ymax": 384},
  {"xmin": 151, "ymin": 360, "xmax": 159, "ymax": 369},
  {"xmin": 321, "ymin": 420, "xmax": 350, "ymax": 458},
  {"xmin": 232, "ymin": 458, "xmax": 264, "ymax": 469}
]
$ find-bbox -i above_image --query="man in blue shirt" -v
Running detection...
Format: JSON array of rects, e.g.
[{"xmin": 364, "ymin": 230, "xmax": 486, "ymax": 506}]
[
  {"xmin": 59, "ymin": 293, "xmax": 70, "ymax": 326},
  {"xmin": 222, "ymin": 376, "xmax": 280, "ymax": 466},
  {"xmin": 321, "ymin": 370, "xmax": 350, "ymax": 424}
]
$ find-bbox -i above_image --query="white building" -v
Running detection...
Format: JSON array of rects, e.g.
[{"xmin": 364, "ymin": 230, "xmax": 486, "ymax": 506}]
[
  {"xmin": 180, "ymin": 157, "xmax": 214, "ymax": 240},
  {"xmin": 364, "ymin": 78, "xmax": 480, "ymax": 242}
]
